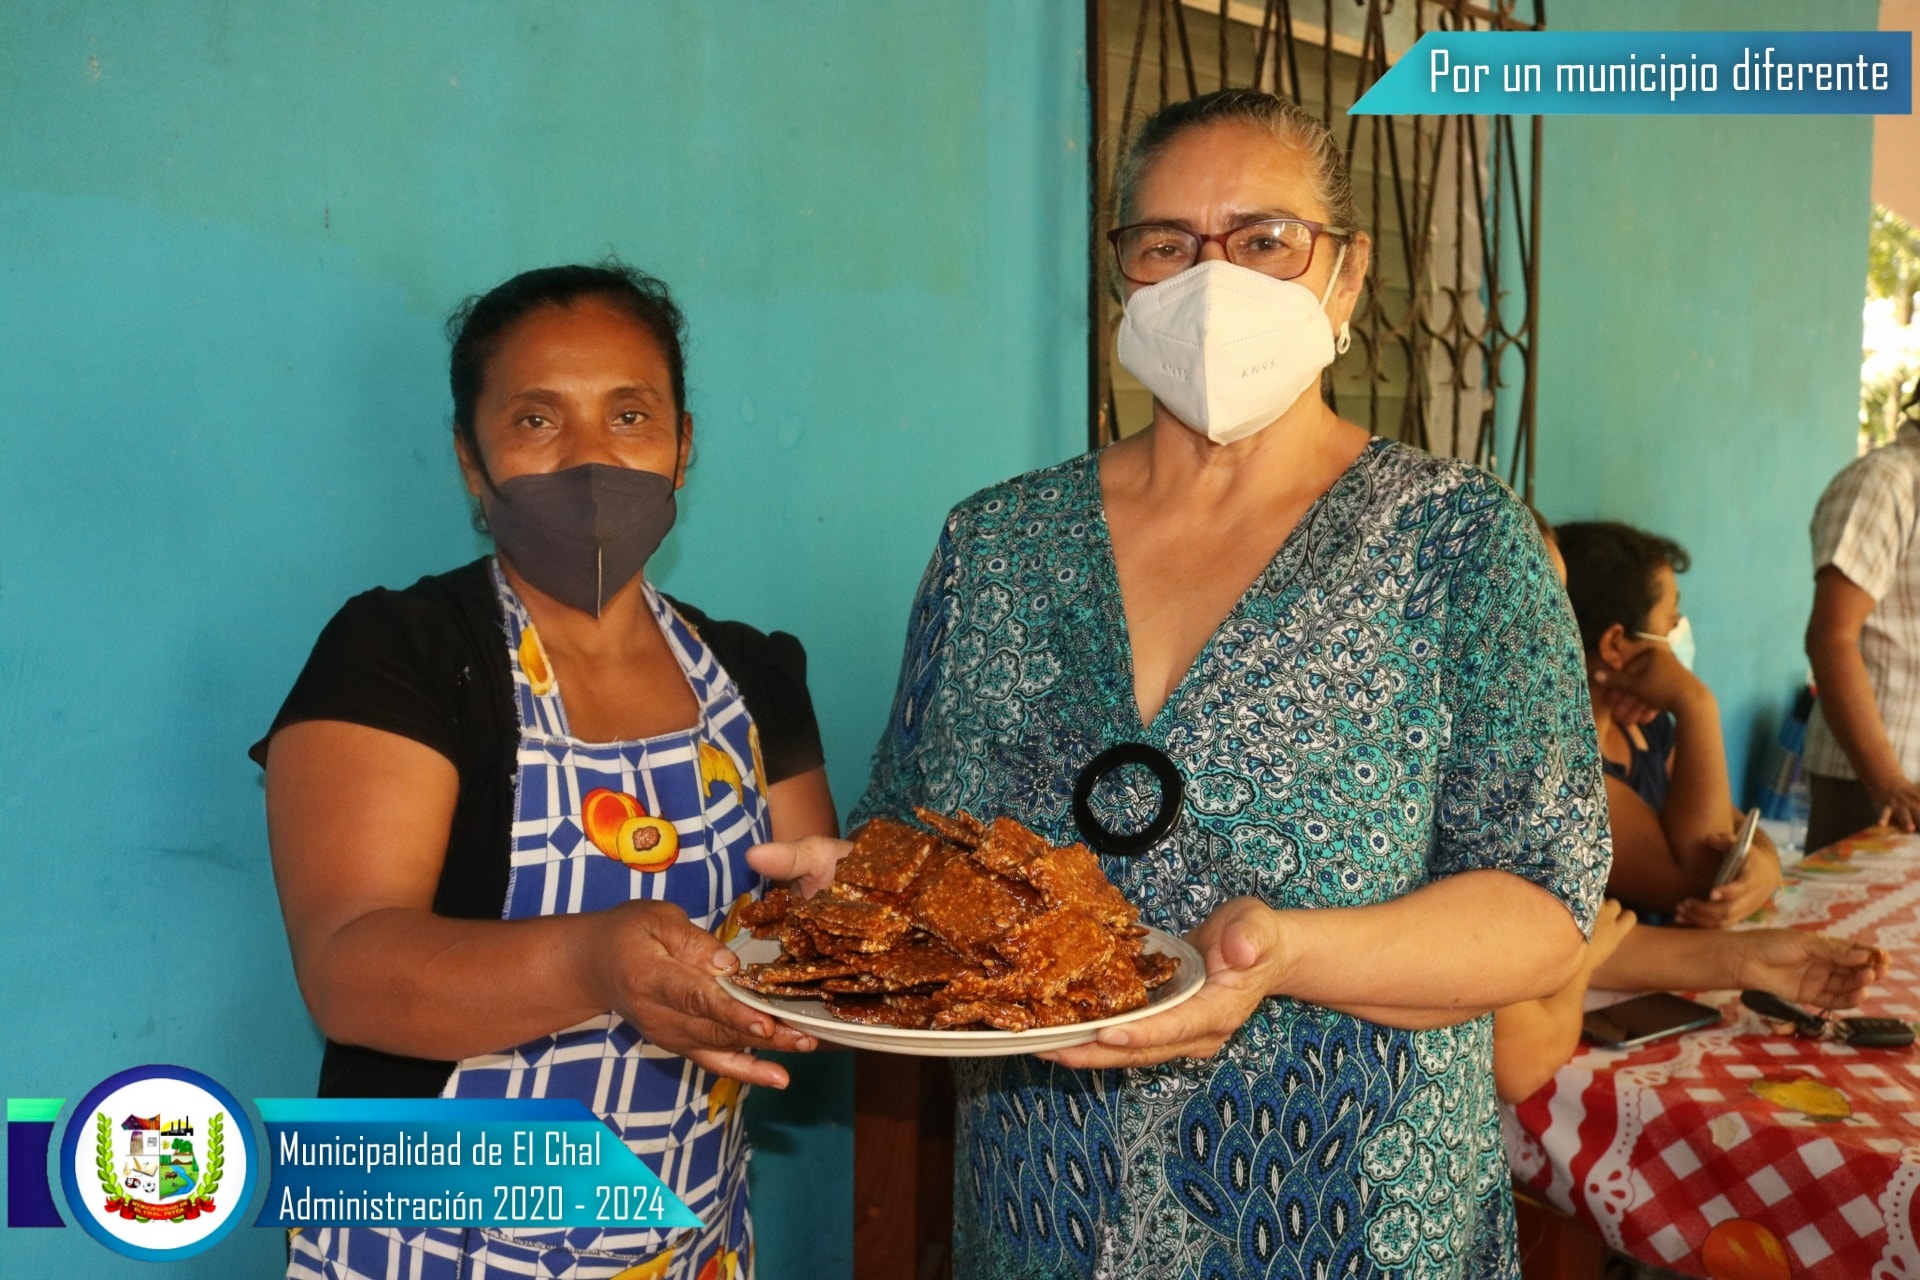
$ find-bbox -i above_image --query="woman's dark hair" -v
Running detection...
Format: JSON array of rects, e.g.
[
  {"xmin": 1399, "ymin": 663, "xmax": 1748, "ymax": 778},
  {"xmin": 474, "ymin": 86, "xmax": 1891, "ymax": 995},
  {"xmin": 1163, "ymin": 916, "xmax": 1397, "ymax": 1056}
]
[
  {"xmin": 1112, "ymin": 88, "xmax": 1359, "ymax": 230},
  {"xmin": 1555, "ymin": 520, "xmax": 1692, "ymax": 654},
  {"xmin": 445, "ymin": 261, "xmax": 688, "ymax": 476}
]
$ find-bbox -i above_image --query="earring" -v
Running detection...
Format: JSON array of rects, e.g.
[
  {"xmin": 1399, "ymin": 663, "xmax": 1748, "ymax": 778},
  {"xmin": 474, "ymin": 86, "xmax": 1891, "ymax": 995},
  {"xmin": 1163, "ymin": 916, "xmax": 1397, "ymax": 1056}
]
[{"xmin": 1336, "ymin": 322, "xmax": 1352, "ymax": 355}]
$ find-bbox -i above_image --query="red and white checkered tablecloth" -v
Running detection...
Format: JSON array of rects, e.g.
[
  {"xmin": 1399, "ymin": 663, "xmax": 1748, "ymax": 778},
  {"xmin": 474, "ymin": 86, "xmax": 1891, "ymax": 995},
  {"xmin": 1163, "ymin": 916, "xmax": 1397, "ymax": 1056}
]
[{"xmin": 1506, "ymin": 830, "xmax": 1920, "ymax": 1279}]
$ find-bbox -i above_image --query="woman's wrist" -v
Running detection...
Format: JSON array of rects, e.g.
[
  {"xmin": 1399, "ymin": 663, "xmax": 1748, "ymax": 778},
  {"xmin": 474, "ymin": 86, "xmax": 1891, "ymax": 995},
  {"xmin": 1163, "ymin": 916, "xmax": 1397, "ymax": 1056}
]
[
  {"xmin": 1255, "ymin": 903, "xmax": 1299, "ymax": 1000},
  {"xmin": 570, "ymin": 905, "xmax": 630, "ymax": 1015},
  {"xmin": 1715, "ymin": 932, "xmax": 1755, "ymax": 990},
  {"xmin": 1861, "ymin": 763, "xmax": 1912, "ymax": 799},
  {"xmin": 1670, "ymin": 681, "xmax": 1718, "ymax": 719}
]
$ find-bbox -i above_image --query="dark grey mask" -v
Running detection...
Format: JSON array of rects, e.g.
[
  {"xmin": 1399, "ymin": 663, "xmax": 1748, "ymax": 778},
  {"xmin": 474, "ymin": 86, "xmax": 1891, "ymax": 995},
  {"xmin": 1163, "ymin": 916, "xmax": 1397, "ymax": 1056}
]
[{"xmin": 482, "ymin": 464, "xmax": 677, "ymax": 617}]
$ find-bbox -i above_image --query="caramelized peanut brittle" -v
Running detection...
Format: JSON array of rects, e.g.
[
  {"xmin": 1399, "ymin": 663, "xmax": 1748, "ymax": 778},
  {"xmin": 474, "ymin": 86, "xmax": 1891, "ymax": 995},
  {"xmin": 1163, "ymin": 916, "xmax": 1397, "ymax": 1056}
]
[
  {"xmin": 915, "ymin": 807, "xmax": 987, "ymax": 849},
  {"xmin": 1062, "ymin": 949, "xmax": 1148, "ymax": 1018},
  {"xmin": 732, "ymin": 957, "xmax": 862, "ymax": 987},
  {"xmin": 912, "ymin": 857, "xmax": 1042, "ymax": 960},
  {"xmin": 1024, "ymin": 843, "xmax": 1138, "ymax": 929},
  {"xmin": 824, "ymin": 993, "xmax": 948, "ymax": 1029},
  {"xmin": 987, "ymin": 905, "xmax": 1117, "ymax": 996},
  {"xmin": 733, "ymin": 811, "xmax": 1169, "ymax": 1035},
  {"xmin": 929, "ymin": 999, "xmax": 1040, "ymax": 1032},
  {"xmin": 837, "ymin": 818, "xmax": 942, "ymax": 894},
  {"xmin": 860, "ymin": 940, "xmax": 986, "ymax": 992},
  {"xmin": 1132, "ymin": 949, "xmax": 1181, "ymax": 989},
  {"xmin": 736, "ymin": 888, "xmax": 793, "ymax": 929},
  {"xmin": 818, "ymin": 973, "xmax": 890, "ymax": 994},
  {"xmin": 788, "ymin": 895, "xmax": 914, "ymax": 953},
  {"xmin": 770, "ymin": 919, "xmax": 820, "ymax": 961},
  {"xmin": 969, "ymin": 816, "xmax": 1052, "ymax": 883}
]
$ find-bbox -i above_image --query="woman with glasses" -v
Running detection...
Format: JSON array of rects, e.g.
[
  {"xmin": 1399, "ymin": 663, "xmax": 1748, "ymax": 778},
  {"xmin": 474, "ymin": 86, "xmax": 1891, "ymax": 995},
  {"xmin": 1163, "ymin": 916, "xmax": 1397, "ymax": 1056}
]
[{"xmin": 755, "ymin": 89, "xmax": 1608, "ymax": 1279}]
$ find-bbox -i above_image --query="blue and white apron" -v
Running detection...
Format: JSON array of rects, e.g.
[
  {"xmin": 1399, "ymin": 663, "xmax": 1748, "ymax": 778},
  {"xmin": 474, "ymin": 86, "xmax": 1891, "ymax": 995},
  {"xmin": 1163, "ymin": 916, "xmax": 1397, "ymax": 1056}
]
[{"xmin": 290, "ymin": 562, "xmax": 770, "ymax": 1280}]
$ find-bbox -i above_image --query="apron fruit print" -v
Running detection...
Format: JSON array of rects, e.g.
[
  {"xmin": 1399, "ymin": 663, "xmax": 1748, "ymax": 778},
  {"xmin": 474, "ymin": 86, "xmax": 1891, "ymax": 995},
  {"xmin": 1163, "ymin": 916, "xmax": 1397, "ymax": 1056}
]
[{"xmin": 289, "ymin": 562, "xmax": 770, "ymax": 1280}]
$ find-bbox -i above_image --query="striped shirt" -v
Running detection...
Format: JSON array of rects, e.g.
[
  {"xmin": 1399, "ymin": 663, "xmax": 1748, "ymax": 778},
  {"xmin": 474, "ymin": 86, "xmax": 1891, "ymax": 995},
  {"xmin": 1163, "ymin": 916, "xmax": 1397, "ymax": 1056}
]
[{"xmin": 1806, "ymin": 422, "xmax": 1920, "ymax": 780}]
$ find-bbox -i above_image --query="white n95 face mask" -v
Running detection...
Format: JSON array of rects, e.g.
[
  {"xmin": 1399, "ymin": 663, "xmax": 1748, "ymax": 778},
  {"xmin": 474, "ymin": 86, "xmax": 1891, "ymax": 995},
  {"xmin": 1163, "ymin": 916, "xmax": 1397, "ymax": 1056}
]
[
  {"xmin": 1637, "ymin": 615, "xmax": 1697, "ymax": 672},
  {"xmin": 1116, "ymin": 250, "xmax": 1349, "ymax": 446}
]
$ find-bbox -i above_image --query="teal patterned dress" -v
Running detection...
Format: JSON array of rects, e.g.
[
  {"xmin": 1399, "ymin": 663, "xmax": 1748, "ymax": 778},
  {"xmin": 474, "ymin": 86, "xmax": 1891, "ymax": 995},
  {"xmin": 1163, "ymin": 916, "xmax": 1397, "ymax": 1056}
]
[{"xmin": 850, "ymin": 439, "xmax": 1610, "ymax": 1280}]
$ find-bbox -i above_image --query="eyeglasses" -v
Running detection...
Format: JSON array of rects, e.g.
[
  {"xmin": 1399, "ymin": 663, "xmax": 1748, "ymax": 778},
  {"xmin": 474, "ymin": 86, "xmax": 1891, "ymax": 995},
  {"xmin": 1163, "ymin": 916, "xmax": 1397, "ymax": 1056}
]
[{"xmin": 1107, "ymin": 217, "xmax": 1353, "ymax": 286}]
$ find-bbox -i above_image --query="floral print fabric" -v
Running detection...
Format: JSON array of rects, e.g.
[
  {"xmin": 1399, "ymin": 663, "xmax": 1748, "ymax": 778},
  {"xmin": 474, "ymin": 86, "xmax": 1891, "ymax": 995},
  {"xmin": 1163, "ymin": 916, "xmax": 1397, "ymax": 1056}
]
[{"xmin": 851, "ymin": 439, "xmax": 1609, "ymax": 1279}]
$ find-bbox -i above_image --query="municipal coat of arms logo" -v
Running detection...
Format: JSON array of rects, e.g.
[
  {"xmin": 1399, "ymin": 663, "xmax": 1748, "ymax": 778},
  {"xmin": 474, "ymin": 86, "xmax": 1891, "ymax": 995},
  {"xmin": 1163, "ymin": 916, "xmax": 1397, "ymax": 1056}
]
[
  {"xmin": 99, "ymin": 1108, "xmax": 225, "ymax": 1220},
  {"xmin": 60, "ymin": 1064, "xmax": 257, "ymax": 1260}
]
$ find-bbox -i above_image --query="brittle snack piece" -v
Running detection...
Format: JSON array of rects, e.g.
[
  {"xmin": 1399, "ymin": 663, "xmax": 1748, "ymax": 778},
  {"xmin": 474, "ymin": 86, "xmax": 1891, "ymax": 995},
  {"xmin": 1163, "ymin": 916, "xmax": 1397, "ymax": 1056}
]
[
  {"xmin": 912, "ymin": 856, "xmax": 1042, "ymax": 962},
  {"xmin": 901, "ymin": 840, "xmax": 963, "ymax": 900},
  {"xmin": 1025, "ymin": 842, "xmax": 1138, "ymax": 930},
  {"xmin": 789, "ymin": 894, "xmax": 914, "ymax": 955},
  {"xmin": 837, "ymin": 818, "xmax": 943, "ymax": 895},
  {"xmin": 1063, "ymin": 949, "xmax": 1149, "ymax": 1018},
  {"xmin": 825, "ymin": 993, "xmax": 946, "ymax": 1029},
  {"xmin": 988, "ymin": 905, "xmax": 1118, "ymax": 998},
  {"xmin": 735, "ymin": 888, "xmax": 793, "ymax": 930},
  {"xmin": 860, "ymin": 939, "xmax": 989, "ymax": 993},
  {"xmin": 969, "ymin": 816, "xmax": 1051, "ymax": 883},
  {"xmin": 930, "ymin": 999, "xmax": 1041, "ymax": 1032},
  {"xmin": 730, "ymin": 809, "xmax": 1172, "ymax": 1037},
  {"xmin": 818, "ymin": 973, "xmax": 890, "ymax": 994},
  {"xmin": 769, "ymin": 918, "xmax": 820, "ymax": 961},
  {"xmin": 915, "ymin": 807, "xmax": 987, "ymax": 849},
  {"xmin": 729, "ymin": 957, "xmax": 862, "ymax": 995},
  {"xmin": 1132, "ymin": 949, "xmax": 1181, "ymax": 990}
]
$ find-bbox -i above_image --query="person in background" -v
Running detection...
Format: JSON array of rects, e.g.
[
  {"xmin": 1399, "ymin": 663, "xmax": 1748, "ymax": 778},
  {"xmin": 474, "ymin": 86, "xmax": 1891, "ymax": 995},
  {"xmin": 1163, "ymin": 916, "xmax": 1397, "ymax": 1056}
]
[
  {"xmin": 257, "ymin": 263, "xmax": 835, "ymax": 1280},
  {"xmin": 1492, "ymin": 516, "xmax": 1885, "ymax": 1103},
  {"xmin": 1555, "ymin": 521, "xmax": 1782, "ymax": 924},
  {"xmin": 1805, "ymin": 382, "xmax": 1920, "ymax": 848}
]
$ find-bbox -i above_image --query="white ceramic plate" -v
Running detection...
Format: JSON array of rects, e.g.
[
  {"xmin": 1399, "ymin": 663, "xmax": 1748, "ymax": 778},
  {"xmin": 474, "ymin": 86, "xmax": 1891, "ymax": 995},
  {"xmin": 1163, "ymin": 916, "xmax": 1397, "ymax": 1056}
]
[{"xmin": 720, "ymin": 927, "xmax": 1206, "ymax": 1057}]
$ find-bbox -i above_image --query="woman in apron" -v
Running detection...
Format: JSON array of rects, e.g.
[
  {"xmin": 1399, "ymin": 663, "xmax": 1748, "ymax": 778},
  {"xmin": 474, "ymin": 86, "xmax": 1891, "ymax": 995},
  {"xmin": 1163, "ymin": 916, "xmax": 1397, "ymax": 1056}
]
[{"xmin": 255, "ymin": 263, "xmax": 837, "ymax": 1280}]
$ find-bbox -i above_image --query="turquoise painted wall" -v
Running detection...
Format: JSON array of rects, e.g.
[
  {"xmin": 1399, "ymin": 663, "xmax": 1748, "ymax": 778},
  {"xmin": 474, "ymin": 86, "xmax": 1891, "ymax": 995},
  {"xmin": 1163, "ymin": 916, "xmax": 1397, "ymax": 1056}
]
[
  {"xmin": 1532, "ymin": 0, "xmax": 1878, "ymax": 795},
  {"xmin": 0, "ymin": 4, "xmax": 1086, "ymax": 1276}
]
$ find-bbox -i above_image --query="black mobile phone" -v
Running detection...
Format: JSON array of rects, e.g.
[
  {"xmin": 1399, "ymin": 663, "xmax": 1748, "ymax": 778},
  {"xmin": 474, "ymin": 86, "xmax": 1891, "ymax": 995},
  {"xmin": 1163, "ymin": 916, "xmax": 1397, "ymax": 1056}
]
[
  {"xmin": 1741, "ymin": 991, "xmax": 1915, "ymax": 1049},
  {"xmin": 1582, "ymin": 993, "xmax": 1722, "ymax": 1050},
  {"xmin": 1839, "ymin": 1017, "xmax": 1917, "ymax": 1049}
]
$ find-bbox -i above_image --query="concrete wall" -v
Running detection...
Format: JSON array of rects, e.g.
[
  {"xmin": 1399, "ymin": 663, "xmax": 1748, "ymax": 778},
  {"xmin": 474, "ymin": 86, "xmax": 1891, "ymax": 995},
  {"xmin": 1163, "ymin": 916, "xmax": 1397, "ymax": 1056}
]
[
  {"xmin": 0, "ymin": 4, "xmax": 1087, "ymax": 1275},
  {"xmin": 1532, "ymin": 0, "xmax": 1879, "ymax": 794}
]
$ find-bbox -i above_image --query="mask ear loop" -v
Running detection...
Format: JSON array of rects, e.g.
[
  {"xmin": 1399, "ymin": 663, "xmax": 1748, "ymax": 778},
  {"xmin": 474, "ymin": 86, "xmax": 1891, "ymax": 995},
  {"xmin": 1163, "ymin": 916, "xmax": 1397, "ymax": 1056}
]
[{"xmin": 1318, "ymin": 242, "xmax": 1353, "ymax": 356}]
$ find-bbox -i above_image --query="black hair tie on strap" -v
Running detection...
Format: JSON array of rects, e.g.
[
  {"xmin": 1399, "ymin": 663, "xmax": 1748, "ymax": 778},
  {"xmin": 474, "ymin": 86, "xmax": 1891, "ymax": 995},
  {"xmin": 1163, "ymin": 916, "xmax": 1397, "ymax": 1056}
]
[{"xmin": 1071, "ymin": 742, "xmax": 1185, "ymax": 857}]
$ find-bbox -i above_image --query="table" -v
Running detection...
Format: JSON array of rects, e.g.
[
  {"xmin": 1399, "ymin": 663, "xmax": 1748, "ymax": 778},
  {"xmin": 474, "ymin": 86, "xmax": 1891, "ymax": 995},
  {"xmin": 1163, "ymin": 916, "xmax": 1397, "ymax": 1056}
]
[{"xmin": 1506, "ymin": 828, "xmax": 1920, "ymax": 1280}]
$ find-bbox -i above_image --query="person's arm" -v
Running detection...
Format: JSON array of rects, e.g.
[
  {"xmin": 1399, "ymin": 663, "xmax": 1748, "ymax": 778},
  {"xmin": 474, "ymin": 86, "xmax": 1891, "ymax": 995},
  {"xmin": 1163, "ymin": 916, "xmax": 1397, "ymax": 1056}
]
[
  {"xmin": 1806, "ymin": 566, "xmax": 1920, "ymax": 829},
  {"xmin": 1493, "ymin": 901, "xmax": 1637, "ymax": 1104},
  {"xmin": 1675, "ymin": 822, "xmax": 1782, "ymax": 928},
  {"xmin": 766, "ymin": 766, "xmax": 838, "ymax": 843},
  {"xmin": 265, "ymin": 720, "xmax": 813, "ymax": 1088},
  {"xmin": 746, "ymin": 850, "xmax": 1587, "ymax": 1043},
  {"xmin": 1591, "ymin": 922, "xmax": 1885, "ymax": 1008},
  {"xmin": 1591, "ymin": 653, "xmax": 1734, "ymax": 910},
  {"xmin": 1040, "ymin": 874, "xmax": 1586, "ymax": 1069}
]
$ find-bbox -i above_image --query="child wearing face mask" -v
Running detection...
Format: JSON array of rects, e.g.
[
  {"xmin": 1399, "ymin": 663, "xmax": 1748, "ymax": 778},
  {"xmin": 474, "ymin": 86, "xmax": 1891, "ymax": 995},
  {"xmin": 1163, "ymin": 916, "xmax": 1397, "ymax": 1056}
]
[
  {"xmin": 1490, "ymin": 515, "xmax": 1878, "ymax": 1105},
  {"xmin": 1554, "ymin": 521, "xmax": 1783, "ymax": 924}
]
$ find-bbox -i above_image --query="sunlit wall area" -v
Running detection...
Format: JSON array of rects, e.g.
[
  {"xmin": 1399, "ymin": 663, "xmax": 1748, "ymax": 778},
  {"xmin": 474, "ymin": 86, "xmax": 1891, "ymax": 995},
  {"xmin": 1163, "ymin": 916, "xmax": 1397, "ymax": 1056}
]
[{"xmin": 0, "ymin": 5, "xmax": 1087, "ymax": 1277}]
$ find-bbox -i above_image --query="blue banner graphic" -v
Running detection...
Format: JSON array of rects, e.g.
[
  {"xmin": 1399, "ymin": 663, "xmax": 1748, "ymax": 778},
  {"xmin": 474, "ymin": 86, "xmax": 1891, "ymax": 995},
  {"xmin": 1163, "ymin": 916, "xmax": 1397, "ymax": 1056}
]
[
  {"xmin": 254, "ymin": 1098, "xmax": 700, "ymax": 1231},
  {"xmin": 7, "ymin": 1098, "xmax": 66, "ymax": 1228},
  {"xmin": 1351, "ymin": 30, "xmax": 1911, "ymax": 115}
]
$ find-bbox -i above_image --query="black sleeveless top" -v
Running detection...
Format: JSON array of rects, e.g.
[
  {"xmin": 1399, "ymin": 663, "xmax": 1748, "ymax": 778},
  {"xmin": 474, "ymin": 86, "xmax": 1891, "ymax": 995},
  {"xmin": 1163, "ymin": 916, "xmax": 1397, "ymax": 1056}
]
[{"xmin": 1602, "ymin": 711, "xmax": 1676, "ymax": 814}]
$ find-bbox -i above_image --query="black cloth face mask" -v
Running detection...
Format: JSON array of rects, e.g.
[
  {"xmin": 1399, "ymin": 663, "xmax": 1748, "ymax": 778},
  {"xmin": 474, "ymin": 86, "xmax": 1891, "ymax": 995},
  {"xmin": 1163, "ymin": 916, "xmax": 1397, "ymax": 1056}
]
[{"xmin": 481, "ymin": 463, "xmax": 677, "ymax": 617}]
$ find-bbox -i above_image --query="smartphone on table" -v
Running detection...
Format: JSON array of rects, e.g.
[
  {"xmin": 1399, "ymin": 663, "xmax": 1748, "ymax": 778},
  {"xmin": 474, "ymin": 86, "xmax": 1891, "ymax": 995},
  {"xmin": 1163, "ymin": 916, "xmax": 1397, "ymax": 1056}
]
[{"xmin": 1582, "ymin": 992, "xmax": 1722, "ymax": 1050}]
